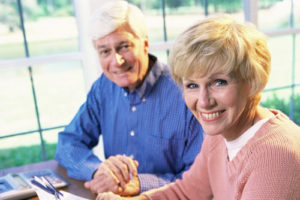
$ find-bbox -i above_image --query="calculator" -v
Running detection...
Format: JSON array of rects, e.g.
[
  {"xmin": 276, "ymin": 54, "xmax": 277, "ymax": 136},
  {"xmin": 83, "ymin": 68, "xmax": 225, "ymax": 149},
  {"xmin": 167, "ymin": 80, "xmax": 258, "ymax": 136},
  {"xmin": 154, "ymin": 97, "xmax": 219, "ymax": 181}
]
[{"xmin": 0, "ymin": 169, "xmax": 68, "ymax": 200}]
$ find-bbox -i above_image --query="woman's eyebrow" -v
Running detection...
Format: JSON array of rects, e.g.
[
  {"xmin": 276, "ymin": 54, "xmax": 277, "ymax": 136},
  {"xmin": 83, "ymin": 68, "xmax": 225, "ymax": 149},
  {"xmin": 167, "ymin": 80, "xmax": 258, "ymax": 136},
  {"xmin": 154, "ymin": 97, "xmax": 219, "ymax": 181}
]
[{"xmin": 182, "ymin": 77, "xmax": 195, "ymax": 82}]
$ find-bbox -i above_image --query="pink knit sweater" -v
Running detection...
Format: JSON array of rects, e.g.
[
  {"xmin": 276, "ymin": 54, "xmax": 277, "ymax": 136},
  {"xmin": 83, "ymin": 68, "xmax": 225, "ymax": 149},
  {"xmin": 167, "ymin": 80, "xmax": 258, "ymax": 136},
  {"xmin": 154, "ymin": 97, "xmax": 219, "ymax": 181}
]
[{"xmin": 145, "ymin": 110, "xmax": 300, "ymax": 200}]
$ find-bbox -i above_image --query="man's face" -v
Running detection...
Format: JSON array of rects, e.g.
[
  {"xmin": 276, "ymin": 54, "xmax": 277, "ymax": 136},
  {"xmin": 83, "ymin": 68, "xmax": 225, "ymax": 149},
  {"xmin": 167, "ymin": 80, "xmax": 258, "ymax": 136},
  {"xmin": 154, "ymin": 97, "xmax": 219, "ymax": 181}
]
[{"xmin": 95, "ymin": 28, "xmax": 149, "ymax": 91}]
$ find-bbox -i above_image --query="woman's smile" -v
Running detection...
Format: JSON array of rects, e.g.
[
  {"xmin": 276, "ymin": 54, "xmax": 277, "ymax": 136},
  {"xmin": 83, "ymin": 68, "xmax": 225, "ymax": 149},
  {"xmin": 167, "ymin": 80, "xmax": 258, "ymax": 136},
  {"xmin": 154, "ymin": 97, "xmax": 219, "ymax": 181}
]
[{"xmin": 199, "ymin": 110, "xmax": 225, "ymax": 122}]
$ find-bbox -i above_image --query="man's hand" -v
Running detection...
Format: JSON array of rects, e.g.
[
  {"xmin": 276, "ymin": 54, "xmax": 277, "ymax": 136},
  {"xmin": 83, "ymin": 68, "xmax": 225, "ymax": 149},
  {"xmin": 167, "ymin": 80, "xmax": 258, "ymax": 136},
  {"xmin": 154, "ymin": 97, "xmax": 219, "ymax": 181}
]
[{"xmin": 84, "ymin": 155, "xmax": 140, "ymax": 196}]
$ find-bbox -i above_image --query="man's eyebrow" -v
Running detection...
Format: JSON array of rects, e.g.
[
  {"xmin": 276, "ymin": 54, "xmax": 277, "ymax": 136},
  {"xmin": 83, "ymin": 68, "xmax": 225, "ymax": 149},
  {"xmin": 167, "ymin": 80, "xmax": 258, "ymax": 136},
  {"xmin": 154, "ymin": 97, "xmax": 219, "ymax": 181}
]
[
  {"xmin": 96, "ymin": 40, "xmax": 129, "ymax": 50},
  {"xmin": 119, "ymin": 40, "xmax": 129, "ymax": 45},
  {"xmin": 96, "ymin": 45, "xmax": 107, "ymax": 50}
]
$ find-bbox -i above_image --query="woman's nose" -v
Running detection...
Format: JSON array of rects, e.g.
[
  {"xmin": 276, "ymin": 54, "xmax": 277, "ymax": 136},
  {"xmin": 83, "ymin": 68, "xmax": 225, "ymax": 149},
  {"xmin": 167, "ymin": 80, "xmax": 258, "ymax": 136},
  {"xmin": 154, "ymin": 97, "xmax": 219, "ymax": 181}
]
[{"xmin": 197, "ymin": 88, "xmax": 215, "ymax": 109}]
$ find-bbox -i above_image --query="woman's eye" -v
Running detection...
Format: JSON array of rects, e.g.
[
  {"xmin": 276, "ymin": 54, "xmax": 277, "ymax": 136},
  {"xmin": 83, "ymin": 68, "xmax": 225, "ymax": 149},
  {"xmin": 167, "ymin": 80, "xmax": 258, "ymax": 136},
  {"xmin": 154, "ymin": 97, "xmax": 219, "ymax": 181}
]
[
  {"xmin": 186, "ymin": 83, "xmax": 198, "ymax": 89},
  {"xmin": 215, "ymin": 79, "xmax": 227, "ymax": 86}
]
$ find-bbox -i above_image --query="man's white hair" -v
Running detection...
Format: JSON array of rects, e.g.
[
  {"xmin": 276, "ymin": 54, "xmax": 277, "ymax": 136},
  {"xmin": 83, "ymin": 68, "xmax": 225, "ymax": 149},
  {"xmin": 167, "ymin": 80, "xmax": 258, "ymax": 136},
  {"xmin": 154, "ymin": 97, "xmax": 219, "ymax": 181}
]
[{"xmin": 89, "ymin": 0, "xmax": 148, "ymax": 41}]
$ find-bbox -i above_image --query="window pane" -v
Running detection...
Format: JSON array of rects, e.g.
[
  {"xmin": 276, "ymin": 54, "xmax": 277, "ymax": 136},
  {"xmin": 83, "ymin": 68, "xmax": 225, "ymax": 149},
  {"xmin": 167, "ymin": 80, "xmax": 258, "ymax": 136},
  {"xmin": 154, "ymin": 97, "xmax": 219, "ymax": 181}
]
[
  {"xmin": 136, "ymin": 0, "xmax": 165, "ymax": 43},
  {"xmin": 261, "ymin": 89, "xmax": 300, "ymax": 125},
  {"xmin": 293, "ymin": 1, "xmax": 300, "ymax": 28},
  {"xmin": 294, "ymin": 89, "xmax": 300, "ymax": 125},
  {"xmin": 0, "ymin": 1, "xmax": 26, "ymax": 59},
  {"xmin": 149, "ymin": 49, "xmax": 168, "ymax": 64},
  {"xmin": 0, "ymin": 0, "xmax": 79, "ymax": 59},
  {"xmin": 164, "ymin": 2, "xmax": 204, "ymax": 41},
  {"xmin": 0, "ymin": 128, "xmax": 66, "ymax": 169},
  {"xmin": 23, "ymin": 0, "xmax": 79, "ymax": 57},
  {"xmin": 261, "ymin": 89, "xmax": 291, "ymax": 116},
  {"xmin": 0, "ymin": 133, "xmax": 44, "ymax": 169},
  {"xmin": 146, "ymin": 12, "xmax": 165, "ymax": 42},
  {"xmin": 43, "ymin": 128, "xmax": 63, "ymax": 146},
  {"xmin": 258, "ymin": 0, "xmax": 292, "ymax": 31},
  {"xmin": 134, "ymin": 0, "xmax": 244, "ymax": 45},
  {"xmin": 295, "ymin": 34, "xmax": 300, "ymax": 84},
  {"xmin": 32, "ymin": 61, "xmax": 86, "ymax": 128},
  {"xmin": 0, "ymin": 66, "xmax": 38, "ymax": 135},
  {"xmin": 0, "ymin": 61, "xmax": 86, "ymax": 136},
  {"xmin": 266, "ymin": 35, "xmax": 293, "ymax": 89},
  {"xmin": 43, "ymin": 128, "xmax": 64, "ymax": 159},
  {"xmin": 164, "ymin": 0, "xmax": 244, "ymax": 41},
  {"xmin": 165, "ymin": 10, "xmax": 203, "ymax": 41}
]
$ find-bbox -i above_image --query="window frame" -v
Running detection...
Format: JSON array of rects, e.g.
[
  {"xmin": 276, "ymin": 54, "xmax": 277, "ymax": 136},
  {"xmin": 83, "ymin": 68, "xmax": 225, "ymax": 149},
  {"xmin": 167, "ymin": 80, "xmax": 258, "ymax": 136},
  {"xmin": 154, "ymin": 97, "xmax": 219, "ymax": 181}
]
[{"xmin": 0, "ymin": 0, "xmax": 298, "ymax": 163}]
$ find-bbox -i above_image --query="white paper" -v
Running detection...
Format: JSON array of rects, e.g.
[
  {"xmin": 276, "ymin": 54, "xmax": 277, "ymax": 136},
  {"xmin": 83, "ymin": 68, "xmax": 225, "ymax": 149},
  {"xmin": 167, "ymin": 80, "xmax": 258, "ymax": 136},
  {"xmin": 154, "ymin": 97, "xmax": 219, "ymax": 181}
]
[{"xmin": 32, "ymin": 184, "xmax": 90, "ymax": 200}]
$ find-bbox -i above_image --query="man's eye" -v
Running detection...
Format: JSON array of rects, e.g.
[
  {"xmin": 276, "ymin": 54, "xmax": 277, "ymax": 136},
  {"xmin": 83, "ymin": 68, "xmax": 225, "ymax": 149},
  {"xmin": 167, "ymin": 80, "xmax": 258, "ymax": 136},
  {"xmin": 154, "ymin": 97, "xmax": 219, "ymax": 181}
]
[
  {"xmin": 99, "ymin": 49, "xmax": 109, "ymax": 56},
  {"xmin": 119, "ymin": 44, "xmax": 130, "ymax": 51},
  {"xmin": 215, "ymin": 79, "xmax": 227, "ymax": 86},
  {"xmin": 186, "ymin": 83, "xmax": 198, "ymax": 89},
  {"xmin": 121, "ymin": 44, "xmax": 129, "ymax": 49}
]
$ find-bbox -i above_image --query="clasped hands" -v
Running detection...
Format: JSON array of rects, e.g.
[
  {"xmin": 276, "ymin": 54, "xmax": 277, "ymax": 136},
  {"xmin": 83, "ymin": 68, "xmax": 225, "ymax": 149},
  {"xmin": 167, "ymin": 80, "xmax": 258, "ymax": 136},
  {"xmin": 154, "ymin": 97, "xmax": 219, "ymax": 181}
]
[{"xmin": 84, "ymin": 155, "xmax": 140, "ymax": 197}]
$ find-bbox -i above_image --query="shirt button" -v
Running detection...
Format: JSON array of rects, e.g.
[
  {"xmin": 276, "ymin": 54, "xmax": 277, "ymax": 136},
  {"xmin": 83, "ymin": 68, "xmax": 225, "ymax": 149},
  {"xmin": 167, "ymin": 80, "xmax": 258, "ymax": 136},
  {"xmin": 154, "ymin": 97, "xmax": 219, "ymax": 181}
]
[
  {"xmin": 131, "ymin": 106, "xmax": 136, "ymax": 112},
  {"xmin": 142, "ymin": 98, "xmax": 146, "ymax": 102},
  {"xmin": 124, "ymin": 93, "xmax": 128, "ymax": 97},
  {"xmin": 130, "ymin": 131, "xmax": 135, "ymax": 136}
]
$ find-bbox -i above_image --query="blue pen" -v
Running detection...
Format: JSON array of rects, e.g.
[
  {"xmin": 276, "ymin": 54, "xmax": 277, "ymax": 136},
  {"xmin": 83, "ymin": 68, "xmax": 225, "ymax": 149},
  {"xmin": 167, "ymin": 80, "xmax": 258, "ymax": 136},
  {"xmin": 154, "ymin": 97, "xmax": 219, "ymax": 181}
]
[
  {"xmin": 42, "ymin": 176, "xmax": 64, "ymax": 197},
  {"xmin": 31, "ymin": 179, "xmax": 56, "ymax": 195}
]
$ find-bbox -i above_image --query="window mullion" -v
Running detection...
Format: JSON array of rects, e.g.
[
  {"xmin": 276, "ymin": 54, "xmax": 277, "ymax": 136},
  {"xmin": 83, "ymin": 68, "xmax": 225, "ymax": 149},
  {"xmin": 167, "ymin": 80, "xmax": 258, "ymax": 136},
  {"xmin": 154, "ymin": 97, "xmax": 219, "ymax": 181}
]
[{"xmin": 17, "ymin": 0, "xmax": 47, "ymax": 160}]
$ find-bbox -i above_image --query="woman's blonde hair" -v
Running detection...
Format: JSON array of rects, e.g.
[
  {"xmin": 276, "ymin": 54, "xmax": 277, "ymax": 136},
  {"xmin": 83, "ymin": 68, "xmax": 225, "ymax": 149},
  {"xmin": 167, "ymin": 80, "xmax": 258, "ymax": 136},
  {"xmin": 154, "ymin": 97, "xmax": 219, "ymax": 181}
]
[{"xmin": 169, "ymin": 15, "xmax": 271, "ymax": 105}]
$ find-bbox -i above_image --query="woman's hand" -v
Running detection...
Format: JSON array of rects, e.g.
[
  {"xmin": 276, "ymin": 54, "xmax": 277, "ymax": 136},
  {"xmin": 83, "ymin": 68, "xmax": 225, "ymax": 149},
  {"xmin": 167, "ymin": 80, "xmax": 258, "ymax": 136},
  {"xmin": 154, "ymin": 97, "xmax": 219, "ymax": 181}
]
[
  {"xmin": 96, "ymin": 192, "xmax": 123, "ymax": 200},
  {"xmin": 121, "ymin": 175, "xmax": 140, "ymax": 196},
  {"xmin": 96, "ymin": 192, "xmax": 148, "ymax": 200},
  {"xmin": 84, "ymin": 155, "xmax": 139, "ymax": 195}
]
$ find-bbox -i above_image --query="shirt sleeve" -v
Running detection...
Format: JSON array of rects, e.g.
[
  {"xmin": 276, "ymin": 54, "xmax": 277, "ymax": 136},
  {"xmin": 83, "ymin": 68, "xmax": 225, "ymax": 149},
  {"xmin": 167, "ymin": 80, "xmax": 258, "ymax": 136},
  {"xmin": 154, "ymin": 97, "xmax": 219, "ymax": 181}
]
[
  {"xmin": 55, "ymin": 81, "xmax": 103, "ymax": 181},
  {"xmin": 139, "ymin": 115, "xmax": 204, "ymax": 192}
]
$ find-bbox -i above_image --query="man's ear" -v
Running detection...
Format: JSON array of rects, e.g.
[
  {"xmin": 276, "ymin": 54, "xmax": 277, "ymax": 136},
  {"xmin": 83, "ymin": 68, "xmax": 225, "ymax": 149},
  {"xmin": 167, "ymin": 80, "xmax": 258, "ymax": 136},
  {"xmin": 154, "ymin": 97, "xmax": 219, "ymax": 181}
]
[{"xmin": 144, "ymin": 38, "xmax": 149, "ymax": 53}]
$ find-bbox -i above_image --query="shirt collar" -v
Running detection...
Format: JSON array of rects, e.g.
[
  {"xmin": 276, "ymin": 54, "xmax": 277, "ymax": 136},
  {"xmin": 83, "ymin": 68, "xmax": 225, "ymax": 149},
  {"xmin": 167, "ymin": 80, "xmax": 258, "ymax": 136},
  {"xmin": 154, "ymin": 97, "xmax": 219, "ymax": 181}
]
[{"xmin": 125, "ymin": 54, "xmax": 165, "ymax": 99}]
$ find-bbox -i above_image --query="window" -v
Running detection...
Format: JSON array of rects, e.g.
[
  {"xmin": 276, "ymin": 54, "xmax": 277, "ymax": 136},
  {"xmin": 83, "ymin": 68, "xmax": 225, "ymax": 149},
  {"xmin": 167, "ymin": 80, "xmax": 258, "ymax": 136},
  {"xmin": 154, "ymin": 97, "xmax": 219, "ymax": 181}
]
[
  {"xmin": 0, "ymin": 0, "xmax": 299, "ymax": 169},
  {"xmin": 0, "ymin": 0, "xmax": 87, "ymax": 168}
]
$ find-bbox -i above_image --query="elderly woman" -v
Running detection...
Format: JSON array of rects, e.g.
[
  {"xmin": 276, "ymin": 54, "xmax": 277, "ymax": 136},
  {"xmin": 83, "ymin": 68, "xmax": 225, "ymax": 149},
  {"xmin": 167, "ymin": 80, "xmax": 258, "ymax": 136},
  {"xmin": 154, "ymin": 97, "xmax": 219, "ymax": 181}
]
[{"xmin": 97, "ymin": 15, "xmax": 300, "ymax": 200}]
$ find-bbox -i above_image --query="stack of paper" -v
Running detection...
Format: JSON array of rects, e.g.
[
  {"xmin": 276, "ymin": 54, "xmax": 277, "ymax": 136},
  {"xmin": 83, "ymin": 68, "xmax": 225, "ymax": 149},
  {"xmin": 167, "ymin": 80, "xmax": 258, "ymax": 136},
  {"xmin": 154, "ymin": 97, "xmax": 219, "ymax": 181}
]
[{"xmin": 31, "ymin": 182, "xmax": 89, "ymax": 200}]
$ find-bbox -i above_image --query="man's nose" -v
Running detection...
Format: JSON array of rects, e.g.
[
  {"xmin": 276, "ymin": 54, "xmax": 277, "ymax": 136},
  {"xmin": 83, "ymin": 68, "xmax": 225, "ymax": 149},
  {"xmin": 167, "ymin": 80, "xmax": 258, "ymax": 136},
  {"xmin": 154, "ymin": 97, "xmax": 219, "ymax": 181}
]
[{"xmin": 112, "ymin": 53, "xmax": 125, "ymax": 66}]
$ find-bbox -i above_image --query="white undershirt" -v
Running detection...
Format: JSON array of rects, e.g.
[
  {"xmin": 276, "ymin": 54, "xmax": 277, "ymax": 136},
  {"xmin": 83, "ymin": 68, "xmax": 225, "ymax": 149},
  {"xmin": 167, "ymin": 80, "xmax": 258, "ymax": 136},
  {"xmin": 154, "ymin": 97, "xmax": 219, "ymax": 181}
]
[{"xmin": 225, "ymin": 118, "xmax": 270, "ymax": 161}]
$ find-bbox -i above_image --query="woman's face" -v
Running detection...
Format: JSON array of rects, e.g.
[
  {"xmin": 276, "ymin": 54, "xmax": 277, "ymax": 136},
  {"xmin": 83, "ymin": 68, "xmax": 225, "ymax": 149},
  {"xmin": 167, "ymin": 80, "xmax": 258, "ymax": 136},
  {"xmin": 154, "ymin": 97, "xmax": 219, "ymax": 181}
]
[{"xmin": 182, "ymin": 70, "xmax": 252, "ymax": 141}]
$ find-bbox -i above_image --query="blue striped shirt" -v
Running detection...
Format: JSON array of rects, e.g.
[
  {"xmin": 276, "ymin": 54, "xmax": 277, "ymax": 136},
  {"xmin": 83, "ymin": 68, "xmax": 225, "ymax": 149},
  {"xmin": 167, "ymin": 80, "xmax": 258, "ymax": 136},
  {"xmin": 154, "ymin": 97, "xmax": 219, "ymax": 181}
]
[{"xmin": 55, "ymin": 55, "xmax": 204, "ymax": 192}]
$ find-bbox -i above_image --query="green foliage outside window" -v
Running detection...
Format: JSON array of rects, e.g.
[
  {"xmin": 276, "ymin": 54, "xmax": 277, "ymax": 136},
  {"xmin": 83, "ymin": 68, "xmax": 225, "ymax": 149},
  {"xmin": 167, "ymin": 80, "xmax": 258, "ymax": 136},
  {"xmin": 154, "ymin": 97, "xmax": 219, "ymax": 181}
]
[
  {"xmin": 261, "ymin": 93, "xmax": 300, "ymax": 125},
  {"xmin": 0, "ymin": 0, "xmax": 73, "ymax": 26},
  {"xmin": 259, "ymin": 0, "xmax": 283, "ymax": 9},
  {"xmin": 0, "ymin": 143, "xmax": 57, "ymax": 169},
  {"xmin": 128, "ymin": 0, "xmax": 283, "ymax": 13}
]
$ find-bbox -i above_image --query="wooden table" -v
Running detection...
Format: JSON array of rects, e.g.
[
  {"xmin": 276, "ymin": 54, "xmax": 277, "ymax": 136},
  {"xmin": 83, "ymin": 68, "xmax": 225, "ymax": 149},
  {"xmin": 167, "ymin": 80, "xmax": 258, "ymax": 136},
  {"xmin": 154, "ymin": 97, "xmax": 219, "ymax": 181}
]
[{"xmin": 0, "ymin": 160, "xmax": 96, "ymax": 200}]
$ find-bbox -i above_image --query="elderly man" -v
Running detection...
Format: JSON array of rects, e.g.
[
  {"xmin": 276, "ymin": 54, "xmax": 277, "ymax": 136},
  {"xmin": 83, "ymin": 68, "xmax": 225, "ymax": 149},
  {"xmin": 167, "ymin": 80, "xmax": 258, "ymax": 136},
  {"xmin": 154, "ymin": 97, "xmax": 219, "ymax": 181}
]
[{"xmin": 55, "ymin": 0, "xmax": 203, "ymax": 196}]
